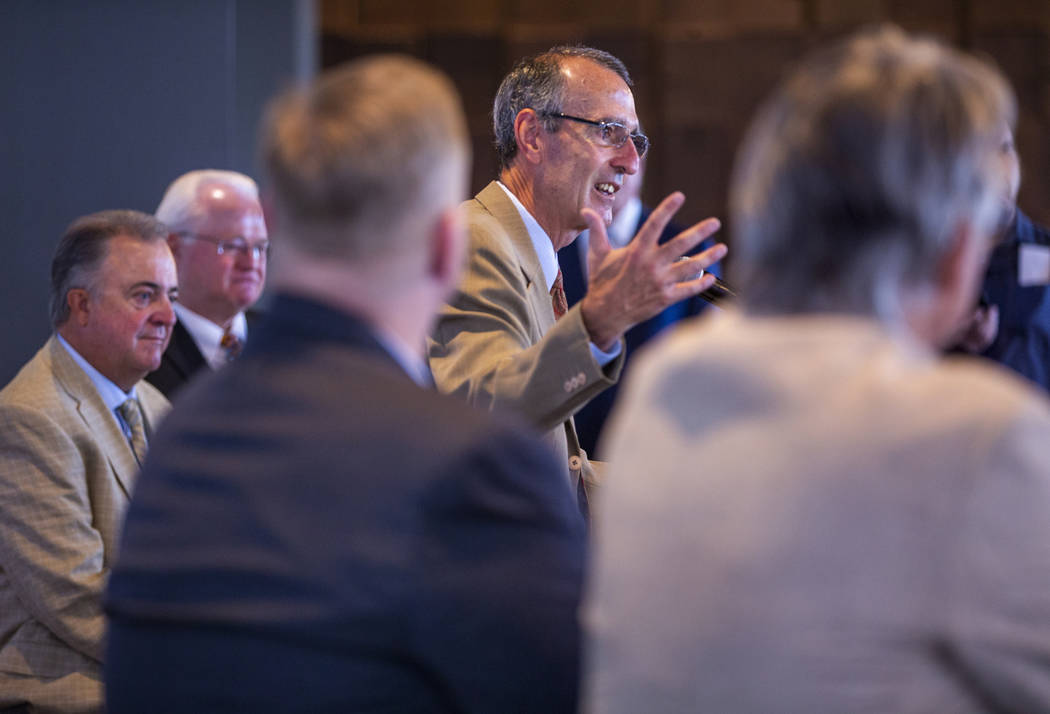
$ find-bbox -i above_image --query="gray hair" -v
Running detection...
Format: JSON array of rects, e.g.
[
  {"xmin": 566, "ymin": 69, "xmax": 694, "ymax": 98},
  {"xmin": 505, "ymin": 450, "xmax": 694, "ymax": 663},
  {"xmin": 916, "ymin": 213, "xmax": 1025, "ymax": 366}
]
[
  {"xmin": 155, "ymin": 170, "xmax": 260, "ymax": 231},
  {"xmin": 260, "ymin": 54, "xmax": 469, "ymax": 261},
  {"xmin": 50, "ymin": 210, "xmax": 169, "ymax": 327},
  {"xmin": 493, "ymin": 45, "xmax": 632, "ymax": 170},
  {"xmin": 729, "ymin": 25, "xmax": 1016, "ymax": 318}
]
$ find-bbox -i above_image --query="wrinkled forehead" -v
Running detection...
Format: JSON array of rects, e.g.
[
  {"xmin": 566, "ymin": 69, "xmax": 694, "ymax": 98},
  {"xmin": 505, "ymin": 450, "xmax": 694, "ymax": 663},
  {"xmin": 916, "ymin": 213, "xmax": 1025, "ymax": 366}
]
[{"xmin": 557, "ymin": 57, "xmax": 639, "ymax": 128}]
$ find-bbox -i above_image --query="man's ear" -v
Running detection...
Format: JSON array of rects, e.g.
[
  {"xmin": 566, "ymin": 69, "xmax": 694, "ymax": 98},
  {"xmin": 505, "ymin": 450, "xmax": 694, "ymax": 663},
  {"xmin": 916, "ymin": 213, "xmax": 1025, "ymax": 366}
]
[
  {"xmin": 66, "ymin": 288, "xmax": 92, "ymax": 327},
  {"xmin": 427, "ymin": 206, "xmax": 466, "ymax": 290},
  {"xmin": 513, "ymin": 108, "xmax": 546, "ymax": 165},
  {"xmin": 261, "ymin": 189, "xmax": 279, "ymax": 234},
  {"xmin": 166, "ymin": 232, "xmax": 182, "ymax": 259}
]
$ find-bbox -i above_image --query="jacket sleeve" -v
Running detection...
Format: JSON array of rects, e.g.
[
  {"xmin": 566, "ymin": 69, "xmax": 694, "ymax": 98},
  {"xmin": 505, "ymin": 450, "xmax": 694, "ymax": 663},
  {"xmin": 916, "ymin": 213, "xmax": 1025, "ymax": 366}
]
[{"xmin": 428, "ymin": 206, "xmax": 623, "ymax": 432}]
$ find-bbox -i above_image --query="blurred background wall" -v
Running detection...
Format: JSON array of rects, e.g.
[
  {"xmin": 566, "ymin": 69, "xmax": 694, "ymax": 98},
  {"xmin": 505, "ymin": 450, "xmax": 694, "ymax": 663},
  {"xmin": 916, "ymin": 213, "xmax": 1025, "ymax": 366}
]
[
  {"xmin": 321, "ymin": 0, "xmax": 1050, "ymax": 233},
  {"xmin": 2, "ymin": 0, "xmax": 1047, "ymax": 384},
  {"xmin": 0, "ymin": 0, "xmax": 314, "ymax": 384}
]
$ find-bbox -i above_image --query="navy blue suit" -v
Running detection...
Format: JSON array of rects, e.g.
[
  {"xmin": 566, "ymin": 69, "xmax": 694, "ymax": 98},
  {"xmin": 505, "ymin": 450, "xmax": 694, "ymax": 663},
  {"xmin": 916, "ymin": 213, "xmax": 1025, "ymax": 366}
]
[
  {"xmin": 559, "ymin": 207, "xmax": 721, "ymax": 456},
  {"xmin": 979, "ymin": 209, "xmax": 1050, "ymax": 391},
  {"xmin": 105, "ymin": 293, "xmax": 587, "ymax": 713}
]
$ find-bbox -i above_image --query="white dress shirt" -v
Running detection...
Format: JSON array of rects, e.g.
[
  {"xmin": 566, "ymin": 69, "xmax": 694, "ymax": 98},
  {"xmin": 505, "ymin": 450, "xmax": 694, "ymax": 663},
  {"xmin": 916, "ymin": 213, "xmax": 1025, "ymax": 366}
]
[{"xmin": 496, "ymin": 181, "xmax": 621, "ymax": 365}]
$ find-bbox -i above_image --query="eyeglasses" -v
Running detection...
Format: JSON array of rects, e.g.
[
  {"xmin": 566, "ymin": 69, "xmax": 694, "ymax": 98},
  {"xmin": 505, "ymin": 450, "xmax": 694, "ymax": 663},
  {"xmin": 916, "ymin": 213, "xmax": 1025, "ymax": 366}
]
[
  {"xmin": 545, "ymin": 112, "xmax": 650, "ymax": 158},
  {"xmin": 176, "ymin": 232, "xmax": 271, "ymax": 261}
]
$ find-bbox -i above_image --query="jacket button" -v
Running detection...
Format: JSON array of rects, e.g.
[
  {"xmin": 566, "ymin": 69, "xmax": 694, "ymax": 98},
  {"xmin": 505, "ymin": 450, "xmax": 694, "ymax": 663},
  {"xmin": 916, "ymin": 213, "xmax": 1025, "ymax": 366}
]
[{"xmin": 568, "ymin": 455, "xmax": 582, "ymax": 471}]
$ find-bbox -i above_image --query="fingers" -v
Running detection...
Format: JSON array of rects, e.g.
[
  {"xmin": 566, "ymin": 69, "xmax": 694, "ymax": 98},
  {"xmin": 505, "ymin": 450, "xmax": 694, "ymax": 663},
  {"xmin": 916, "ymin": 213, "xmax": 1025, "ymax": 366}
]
[
  {"xmin": 666, "ymin": 271, "xmax": 719, "ymax": 303},
  {"xmin": 658, "ymin": 217, "xmax": 723, "ymax": 262},
  {"xmin": 581, "ymin": 208, "xmax": 612, "ymax": 266},
  {"xmin": 669, "ymin": 242, "xmax": 728, "ymax": 280},
  {"xmin": 634, "ymin": 192, "xmax": 686, "ymax": 248}
]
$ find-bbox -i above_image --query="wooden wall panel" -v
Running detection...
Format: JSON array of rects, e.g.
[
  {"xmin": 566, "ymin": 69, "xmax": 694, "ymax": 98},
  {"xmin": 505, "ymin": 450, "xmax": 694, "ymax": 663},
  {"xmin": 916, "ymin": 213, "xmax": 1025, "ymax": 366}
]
[{"xmin": 321, "ymin": 0, "xmax": 1050, "ymax": 229}]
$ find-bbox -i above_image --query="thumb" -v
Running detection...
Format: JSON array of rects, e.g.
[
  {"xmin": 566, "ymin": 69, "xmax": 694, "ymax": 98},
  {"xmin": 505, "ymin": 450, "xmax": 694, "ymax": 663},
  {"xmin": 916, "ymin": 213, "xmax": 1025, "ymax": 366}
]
[{"xmin": 582, "ymin": 208, "xmax": 611, "ymax": 277}]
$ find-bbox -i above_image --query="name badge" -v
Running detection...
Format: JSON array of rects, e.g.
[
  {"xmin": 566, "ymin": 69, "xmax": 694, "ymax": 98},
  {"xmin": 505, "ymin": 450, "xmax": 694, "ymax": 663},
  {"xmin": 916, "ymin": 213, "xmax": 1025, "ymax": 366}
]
[{"xmin": 1018, "ymin": 244, "xmax": 1050, "ymax": 286}]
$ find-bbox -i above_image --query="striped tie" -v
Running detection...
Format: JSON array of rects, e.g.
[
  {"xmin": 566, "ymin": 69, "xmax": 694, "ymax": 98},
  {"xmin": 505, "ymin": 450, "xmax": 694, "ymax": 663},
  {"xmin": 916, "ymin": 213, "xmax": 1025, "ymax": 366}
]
[{"xmin": 118, "ymin": 398, "xmax": 148, "ymax": 466}]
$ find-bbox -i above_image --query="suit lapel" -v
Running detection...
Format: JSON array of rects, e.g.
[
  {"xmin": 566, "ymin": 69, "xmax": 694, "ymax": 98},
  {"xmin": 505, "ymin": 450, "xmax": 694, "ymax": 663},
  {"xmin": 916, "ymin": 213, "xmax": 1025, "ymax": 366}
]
[
  {"xmin": 475, "ymin": 181, "xmax": 558, "ymax": 335},
  {"xmin": 47, "ymin": 337, "xmax": 138, "ymax": 498},
  {"xmin": 165, "ymin": 321, "xmax": 208, "ymax": 379}
]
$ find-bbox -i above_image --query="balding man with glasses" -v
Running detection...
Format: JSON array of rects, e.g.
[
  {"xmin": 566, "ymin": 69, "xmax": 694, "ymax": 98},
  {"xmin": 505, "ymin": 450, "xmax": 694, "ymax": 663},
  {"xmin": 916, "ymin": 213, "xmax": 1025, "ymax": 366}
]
[
  {"xmin": 147, "ymin": 169, "xmax": 269, "ymax": 398},
  {"xmin": 428, "ymin": 45, "xmax": 727, "ymax": 512}
]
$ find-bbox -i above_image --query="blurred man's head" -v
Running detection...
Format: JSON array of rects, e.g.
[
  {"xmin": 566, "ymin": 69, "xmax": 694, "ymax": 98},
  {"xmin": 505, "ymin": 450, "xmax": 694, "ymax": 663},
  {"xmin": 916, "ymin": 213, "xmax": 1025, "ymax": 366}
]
[
  {"xmin": 493, "ymin": 46, "xmax": 645, "ymax": 246},
  {"xmin": 156, "ymin": 170, "xmax": 267, "ymax": 328},
  {"xmin": 729, "ymin": 26, "xmax": 1015, "ymax": 344},
  {"xmin": 52, "ymin": 210, "xmax": 178, "ymax": 391},
  {"xmin": 260, "ymin": 55, "xmax": 470, "ymax": 325}
]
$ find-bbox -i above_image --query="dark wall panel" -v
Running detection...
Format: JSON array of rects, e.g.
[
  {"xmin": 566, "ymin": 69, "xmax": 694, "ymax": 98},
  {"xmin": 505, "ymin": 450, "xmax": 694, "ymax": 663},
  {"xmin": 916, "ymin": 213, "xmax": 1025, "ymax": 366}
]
[{"xmin": 0, "ymin": 0, "xmax": 314, "ymax": 385}]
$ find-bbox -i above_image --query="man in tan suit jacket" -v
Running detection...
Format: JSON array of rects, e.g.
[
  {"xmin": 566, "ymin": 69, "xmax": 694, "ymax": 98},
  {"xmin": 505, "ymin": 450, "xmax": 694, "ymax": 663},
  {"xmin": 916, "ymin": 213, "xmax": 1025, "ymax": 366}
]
[
  {"xmin": 428, "ymin": 46, "xmax": 726, "ymax": 508},
  {"xmin": 0, "ymin": 210, "xmax": 176, "ymax": 713}
]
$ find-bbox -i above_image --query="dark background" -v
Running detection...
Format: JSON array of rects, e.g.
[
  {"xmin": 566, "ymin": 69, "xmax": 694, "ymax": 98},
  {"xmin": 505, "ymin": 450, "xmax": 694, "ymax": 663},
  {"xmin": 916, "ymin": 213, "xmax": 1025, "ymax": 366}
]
[
  {"xmin": 2, "ymin": 0, "xmax": 1048, "ymax": 384},
  {"xmin": 0, "ymin": 0, "xmax": 313, "ymax": 385}
]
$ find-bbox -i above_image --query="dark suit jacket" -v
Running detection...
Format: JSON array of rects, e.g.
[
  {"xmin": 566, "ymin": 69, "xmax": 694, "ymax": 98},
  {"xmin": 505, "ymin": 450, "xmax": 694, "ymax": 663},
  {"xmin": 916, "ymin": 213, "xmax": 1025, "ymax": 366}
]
[
  {"xmin": 559, "ymin": 206, "xmax": 721, "ymax": 456},
  {"xmin": 146, "ymin": 310, "xmax": 263, "ymax": 399},
  {"xmin": 105, "ymin": 293, "xmax": 587, "ymax": 713},
  {"xmin": 144, "ymin": 320, "xmax": 207, "ymax": 399},
  {"xmin": 979, "ymin": 209, "xmax": 1050, "ymax": 391}
]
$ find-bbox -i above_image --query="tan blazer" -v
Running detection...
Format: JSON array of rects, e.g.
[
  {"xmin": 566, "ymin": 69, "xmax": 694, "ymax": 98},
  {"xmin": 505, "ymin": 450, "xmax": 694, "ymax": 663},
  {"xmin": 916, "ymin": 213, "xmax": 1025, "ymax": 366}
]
[
  {"xmin": 585, "ymin": 313, "xmax": 1050, "ymax": 713},
  {"xmin": 0, "ymin": 336, "xmax": 169, "ymax": 713},
  {"xmin": 428, "ymin": 181, "xmax": 624, "ymax": 494}
]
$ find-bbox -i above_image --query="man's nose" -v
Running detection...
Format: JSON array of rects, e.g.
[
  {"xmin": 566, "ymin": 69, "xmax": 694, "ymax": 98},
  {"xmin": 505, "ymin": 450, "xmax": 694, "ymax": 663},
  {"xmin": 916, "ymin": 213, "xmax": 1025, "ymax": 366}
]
[
  {"xmin": 613, "ymin": 138, "xmax": 640, "ymax": 175},
  {"xmin": 154, "ymin": 295, "xmax": 177, "ymax": 325}
]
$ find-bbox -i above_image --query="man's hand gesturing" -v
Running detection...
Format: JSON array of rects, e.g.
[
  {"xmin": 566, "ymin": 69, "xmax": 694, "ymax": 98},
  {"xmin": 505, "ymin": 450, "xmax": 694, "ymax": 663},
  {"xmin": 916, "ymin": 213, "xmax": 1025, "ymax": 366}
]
[{"xmin": 579, "ymin": 192, "xmax": 727, "ymax": 351}]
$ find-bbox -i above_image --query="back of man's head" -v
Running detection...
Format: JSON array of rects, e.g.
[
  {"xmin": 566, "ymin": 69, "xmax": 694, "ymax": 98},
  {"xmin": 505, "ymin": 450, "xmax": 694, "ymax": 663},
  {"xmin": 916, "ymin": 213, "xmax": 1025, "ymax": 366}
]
[
  {"xmin": 730, "ymin": 25, "xmax": 1016, "ymax": 319},
  {"xmin": 260, "ymin": 55, "xmax": 469, "ymax": 265}
]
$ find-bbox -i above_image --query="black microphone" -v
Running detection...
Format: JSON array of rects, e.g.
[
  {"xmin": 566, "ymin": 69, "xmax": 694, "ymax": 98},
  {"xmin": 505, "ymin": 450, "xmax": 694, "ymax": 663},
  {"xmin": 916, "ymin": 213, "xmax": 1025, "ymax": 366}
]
[
  {"xmin": 698, "ymin": 275, "xmax": 736, "ymax": 306},
  {"xmin": 677, "ymin": 257, "xmax": 737, "ymax": 306}
]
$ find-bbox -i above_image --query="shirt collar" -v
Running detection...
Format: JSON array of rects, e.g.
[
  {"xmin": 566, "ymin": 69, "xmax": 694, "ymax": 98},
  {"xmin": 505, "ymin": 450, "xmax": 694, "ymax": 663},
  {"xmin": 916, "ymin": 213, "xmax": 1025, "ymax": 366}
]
[
  {"xmin": 55, "ymin": 333, "xmax": 136, "ymax": 410},
  {"xmin": 372, "ymin": 329, "xmax": 432, "ymax": 388},
  {"xmin": 174, "ymin": 303, "xmax": 248, "ymax": 369},
  {"xmin": 497, "ymin": 181, "xmax": 560, "ymax": 291}
]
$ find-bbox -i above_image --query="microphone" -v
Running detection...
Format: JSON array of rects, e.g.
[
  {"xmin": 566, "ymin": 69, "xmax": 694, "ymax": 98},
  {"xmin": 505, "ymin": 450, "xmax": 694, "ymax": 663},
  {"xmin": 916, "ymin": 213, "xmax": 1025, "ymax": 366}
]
[
  {"xmin": 698, "ymin": 274, "xmax": 736, "ymax": 306},
  {"xmin": 676, "ymin": 257, "xmax": 737, "ymax": 306}
]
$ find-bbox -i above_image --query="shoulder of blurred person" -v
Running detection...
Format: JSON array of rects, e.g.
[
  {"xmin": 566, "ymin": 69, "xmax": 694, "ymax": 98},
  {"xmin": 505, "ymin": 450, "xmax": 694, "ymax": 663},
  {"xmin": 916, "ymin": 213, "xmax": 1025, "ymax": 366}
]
[{"xmin": 583, "ymin": 25, "xmax": 1050, "ymax": 714}]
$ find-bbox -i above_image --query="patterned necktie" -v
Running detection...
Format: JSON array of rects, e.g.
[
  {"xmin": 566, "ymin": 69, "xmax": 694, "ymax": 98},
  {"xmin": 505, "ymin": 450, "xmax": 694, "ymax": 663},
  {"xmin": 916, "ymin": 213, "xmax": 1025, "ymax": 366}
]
[
  {"xmin": 118, "ymin": 398, "xmax": 148, "ymax": 466},
  {"xmin": 550, "ymin": 269, "xmax": 568, "ymax": 320},
  {"xmin": 220, "ymin": 329, "xmax": 243, "ymax": 362}
]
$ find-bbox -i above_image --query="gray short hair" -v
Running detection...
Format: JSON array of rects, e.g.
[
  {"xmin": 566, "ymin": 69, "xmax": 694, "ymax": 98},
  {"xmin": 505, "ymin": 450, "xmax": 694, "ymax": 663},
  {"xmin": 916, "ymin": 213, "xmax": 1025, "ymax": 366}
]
[
  {"xmin": 493, "ymin": 45, "xmax": 632, "ymax": 170},
  {"xmin": 155, "ymin": 170, "xmax": 260, "ymax": 231},
  {"xmin": 260, "ymin": 54, "xmax": 469, "ymax": 260},
  {"xmin": 50, "ymin": 210, "xmax": 169, "ymax": 327},
  {"xmin": 729, "ymin": 25, "xmax": 1016, "ymax": 317}
]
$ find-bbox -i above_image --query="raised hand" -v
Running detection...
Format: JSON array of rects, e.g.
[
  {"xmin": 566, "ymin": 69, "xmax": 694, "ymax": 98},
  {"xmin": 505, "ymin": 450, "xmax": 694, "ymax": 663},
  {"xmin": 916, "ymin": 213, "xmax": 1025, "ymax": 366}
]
[{"xmin": 579, "ymin": 191, "xmax": 726, "ymax": 351}]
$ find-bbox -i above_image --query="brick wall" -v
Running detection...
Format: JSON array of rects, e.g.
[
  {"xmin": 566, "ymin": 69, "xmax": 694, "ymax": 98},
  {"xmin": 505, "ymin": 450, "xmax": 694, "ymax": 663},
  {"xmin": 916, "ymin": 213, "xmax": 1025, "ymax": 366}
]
[{"xmin": 320, "ymin": 0, "xmax": 1050, "ymax": 229}]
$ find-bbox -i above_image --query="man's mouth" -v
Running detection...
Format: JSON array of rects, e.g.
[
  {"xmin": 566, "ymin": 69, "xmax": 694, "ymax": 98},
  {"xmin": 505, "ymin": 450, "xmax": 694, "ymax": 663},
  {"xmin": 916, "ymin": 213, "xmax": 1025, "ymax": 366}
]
[{"xmin": 594, "ymin": 182, "xmax": 619, "ymax": 197}]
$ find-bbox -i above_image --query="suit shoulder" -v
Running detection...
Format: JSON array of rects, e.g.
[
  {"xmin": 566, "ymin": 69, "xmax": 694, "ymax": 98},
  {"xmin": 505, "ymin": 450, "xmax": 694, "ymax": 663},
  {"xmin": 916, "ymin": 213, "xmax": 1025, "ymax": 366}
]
[
  {"xmin": 0, "ymin": 345, "xmax": 66, "ymax": 412},
  {"xmin": 136, "ymin": 380, "xmax": 171, "ymax": 421}
]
